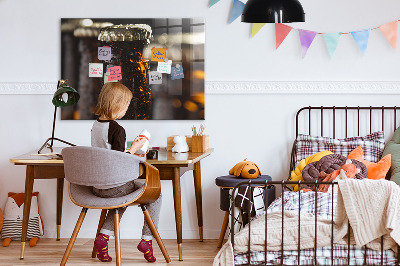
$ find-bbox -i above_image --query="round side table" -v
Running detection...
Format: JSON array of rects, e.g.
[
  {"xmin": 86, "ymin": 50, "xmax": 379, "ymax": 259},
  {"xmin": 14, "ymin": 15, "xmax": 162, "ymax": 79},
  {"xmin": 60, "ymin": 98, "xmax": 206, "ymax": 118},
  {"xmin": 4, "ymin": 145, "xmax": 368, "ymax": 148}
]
[{"xmin": 215, "ymin": 175, "xmax": 275, "ymax": 248}]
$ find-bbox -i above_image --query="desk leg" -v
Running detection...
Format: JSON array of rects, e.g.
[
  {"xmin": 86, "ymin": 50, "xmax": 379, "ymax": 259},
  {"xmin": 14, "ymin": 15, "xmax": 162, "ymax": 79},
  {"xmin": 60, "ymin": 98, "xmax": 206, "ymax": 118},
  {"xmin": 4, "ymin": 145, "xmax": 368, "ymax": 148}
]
[
  {"xmin": 20, "ymin": 165, "xmax": 34, "ymax": 259},
  {"xmin": 193, "ymin": 161, "xmax": 203, "ymax": 242},
  {"xmin": 56, "ymin": 178, "xmax": 64, "ymax": 241},
  {"xmin": 172, "ymin": 167, "xmax": 183, "ymax": 261}
]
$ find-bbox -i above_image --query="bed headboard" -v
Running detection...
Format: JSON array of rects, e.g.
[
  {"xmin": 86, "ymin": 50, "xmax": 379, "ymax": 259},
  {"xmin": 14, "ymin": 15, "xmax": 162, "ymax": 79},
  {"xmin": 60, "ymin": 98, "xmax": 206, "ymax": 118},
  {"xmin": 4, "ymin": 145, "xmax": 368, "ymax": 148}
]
[{"xmin": 290, "ymin": 106, "xmax": 400, "ymax": 179}]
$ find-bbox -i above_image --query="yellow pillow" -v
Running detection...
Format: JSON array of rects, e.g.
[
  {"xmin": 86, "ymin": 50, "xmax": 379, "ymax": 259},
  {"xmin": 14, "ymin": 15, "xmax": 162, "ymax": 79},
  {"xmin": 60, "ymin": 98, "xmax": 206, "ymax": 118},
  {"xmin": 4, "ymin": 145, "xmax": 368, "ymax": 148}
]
[{"xmin": 290, "ymin": 150, "xmax": 333, "ymax": 191}]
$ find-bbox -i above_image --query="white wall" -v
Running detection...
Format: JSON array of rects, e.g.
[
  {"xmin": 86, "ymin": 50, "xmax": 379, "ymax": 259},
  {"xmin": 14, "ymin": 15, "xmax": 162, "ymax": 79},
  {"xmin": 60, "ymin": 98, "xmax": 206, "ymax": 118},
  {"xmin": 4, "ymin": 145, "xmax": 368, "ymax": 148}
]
[{"xmin": 1, "ymin": 0, "xmax": 400, "ymax": 240}]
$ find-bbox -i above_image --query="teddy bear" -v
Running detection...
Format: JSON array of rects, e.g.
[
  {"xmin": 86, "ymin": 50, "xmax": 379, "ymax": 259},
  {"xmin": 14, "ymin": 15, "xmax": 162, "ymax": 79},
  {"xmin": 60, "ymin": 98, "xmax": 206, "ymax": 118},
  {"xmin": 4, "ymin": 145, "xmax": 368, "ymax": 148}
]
[
  {"xmin": 229, "ymin": 159, "xmax": 261, "ymax": 179},
  {"xmin": 1, "ymin": 192, "xmax": 44, "ymax": 247},
  {"xmin": 172, "ymin": 135, "xmax": 189, "ymax": 153}
]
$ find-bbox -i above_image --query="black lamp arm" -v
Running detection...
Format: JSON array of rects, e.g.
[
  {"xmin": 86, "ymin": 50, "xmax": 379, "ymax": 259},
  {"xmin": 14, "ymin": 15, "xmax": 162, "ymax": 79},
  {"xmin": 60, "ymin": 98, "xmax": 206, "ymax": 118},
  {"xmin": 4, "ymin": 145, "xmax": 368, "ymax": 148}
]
[
  {"xmin": 37, "ymin": 105, "xmax": 75, "ymax": 154},
  {"xmin": 38, "ymin": 137, "xmax": 76, "ymax": 154}
]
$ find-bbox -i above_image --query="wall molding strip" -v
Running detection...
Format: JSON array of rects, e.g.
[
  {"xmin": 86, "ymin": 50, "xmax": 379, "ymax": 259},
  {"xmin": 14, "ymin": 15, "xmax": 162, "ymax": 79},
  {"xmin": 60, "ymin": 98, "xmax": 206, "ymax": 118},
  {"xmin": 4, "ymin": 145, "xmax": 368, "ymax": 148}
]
[{"xmin": 0, "ymin": 81, "xmax": 400, "ymax": 95}]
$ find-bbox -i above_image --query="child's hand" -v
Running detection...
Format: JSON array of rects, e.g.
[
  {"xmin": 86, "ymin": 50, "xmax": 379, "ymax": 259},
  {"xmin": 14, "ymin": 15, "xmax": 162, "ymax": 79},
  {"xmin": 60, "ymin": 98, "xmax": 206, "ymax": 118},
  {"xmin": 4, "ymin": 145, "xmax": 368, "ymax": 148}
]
[
  {"xmin": 128, "ymin": 137, "xmax": 147, "ymax": 155},
  {"xmin": 134, "ymin": 148, "xmax": 149, "ymax": 157}
]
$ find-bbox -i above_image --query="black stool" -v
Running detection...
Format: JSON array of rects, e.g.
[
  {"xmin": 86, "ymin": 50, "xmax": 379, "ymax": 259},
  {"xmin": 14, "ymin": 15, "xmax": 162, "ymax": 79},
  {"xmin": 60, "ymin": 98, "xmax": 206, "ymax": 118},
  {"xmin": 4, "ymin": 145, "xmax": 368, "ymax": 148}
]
[{"xmin": 215, "ymin": 175, "xmax": 275, "ymax": 248}]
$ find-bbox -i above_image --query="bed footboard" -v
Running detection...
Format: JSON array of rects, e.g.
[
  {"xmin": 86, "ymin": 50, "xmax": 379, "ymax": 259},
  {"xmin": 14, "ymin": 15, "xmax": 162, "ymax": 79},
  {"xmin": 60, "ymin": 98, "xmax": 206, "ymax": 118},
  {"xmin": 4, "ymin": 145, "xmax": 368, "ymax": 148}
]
[{"xmin": 230, "ymin": 180, "xmax": 400, "ymax": 266}]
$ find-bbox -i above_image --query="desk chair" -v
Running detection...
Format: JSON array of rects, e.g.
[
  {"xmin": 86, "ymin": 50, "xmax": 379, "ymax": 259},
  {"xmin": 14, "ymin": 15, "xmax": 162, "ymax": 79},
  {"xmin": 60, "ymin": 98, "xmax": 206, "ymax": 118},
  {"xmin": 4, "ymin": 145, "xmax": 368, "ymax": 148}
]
[{"xmin": 60, "ymin": 146, "xmax": 171, "ymax": 265}]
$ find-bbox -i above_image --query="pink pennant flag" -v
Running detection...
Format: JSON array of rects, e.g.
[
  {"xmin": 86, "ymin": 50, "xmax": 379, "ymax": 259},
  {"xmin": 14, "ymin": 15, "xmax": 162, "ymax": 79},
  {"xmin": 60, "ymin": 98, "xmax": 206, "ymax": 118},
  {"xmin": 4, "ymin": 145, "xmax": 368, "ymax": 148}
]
[
  {"xmin": 378, "ymin": 21, "xmax": 398, "ymax": 50},
  {"xmin": 298, "ymin": 29, "xmax": 317, "ymax": 58},
  {"xmin": 275, "ymin": 23, "xmax": 293, "ymax": 49}
]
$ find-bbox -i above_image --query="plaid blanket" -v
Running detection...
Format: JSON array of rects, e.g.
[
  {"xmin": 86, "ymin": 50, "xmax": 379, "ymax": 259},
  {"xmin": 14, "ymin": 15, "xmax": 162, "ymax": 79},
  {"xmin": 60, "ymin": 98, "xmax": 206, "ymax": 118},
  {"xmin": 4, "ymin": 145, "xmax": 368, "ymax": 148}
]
[
  {"xmin": 234, "ymin": 244, "xmax": 397, "ymax": 265},
  {"xmin": 234, "ymin": 191, "xmax": 397, "ymax": 265}
]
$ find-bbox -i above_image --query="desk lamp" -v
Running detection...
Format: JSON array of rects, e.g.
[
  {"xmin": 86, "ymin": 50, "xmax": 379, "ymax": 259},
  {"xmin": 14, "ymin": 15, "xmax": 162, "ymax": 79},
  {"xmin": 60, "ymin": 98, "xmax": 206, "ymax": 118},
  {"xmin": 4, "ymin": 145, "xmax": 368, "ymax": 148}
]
[
  {"xmin": 38, "ymin": 80, "xmax": 80, "ymax": 154},
  {"xmin": 241, "ymin": 0, "xmax": 305, "ymax": 23}
]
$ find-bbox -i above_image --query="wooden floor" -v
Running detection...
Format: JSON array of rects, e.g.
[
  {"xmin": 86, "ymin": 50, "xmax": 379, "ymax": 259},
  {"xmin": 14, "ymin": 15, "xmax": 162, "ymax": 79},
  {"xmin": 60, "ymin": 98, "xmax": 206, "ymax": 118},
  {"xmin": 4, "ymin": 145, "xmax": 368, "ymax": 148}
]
[{"xmin": 0, "ymin": 239, "xmax": 222, "ymax": 265}]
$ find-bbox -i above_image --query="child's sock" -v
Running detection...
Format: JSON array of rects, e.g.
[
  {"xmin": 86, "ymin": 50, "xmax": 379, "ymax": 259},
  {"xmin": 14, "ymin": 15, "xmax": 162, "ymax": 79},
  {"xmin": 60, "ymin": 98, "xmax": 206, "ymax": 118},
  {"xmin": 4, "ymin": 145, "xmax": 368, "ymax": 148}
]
[
  {"xmin": 94, "ymin": 233, "xmax": 112, "ymax": 262},
  {"xmin": 137, "ymin": 239, "xmax": 156, "ymax": 262}
]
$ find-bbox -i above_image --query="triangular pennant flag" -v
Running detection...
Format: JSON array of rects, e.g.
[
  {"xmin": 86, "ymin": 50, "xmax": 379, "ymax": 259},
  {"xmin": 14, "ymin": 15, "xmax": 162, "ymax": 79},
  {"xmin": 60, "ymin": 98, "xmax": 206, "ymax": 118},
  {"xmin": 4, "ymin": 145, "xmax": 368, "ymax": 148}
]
[
  {"xmin": 378, "ymin": 21, "xmax": 398, "ymax": 50},
  {"xmin": 298, "ymin": 29, "xmax": 317, "ymax": 58},
  {"xmin": 209, "ymin": 0, "xmax": 220, "ymax": 7},
  {"xmin": 275, "ymin": 23, "xmax": 293, "ymax": 49},
  {"xmin": 351, "ymin": 29, "xmax": 370, "ymax": 55},
  {"xmin": 229, "ymin": 0, "xmax": 245, "ymax": 24},
  {"xmin": 251, "ymin": 23, "xmax": 266, "ymax": 38},
  {"xmin": 323, "ymin": 33, "xmax": 341, "ymax": 58}
]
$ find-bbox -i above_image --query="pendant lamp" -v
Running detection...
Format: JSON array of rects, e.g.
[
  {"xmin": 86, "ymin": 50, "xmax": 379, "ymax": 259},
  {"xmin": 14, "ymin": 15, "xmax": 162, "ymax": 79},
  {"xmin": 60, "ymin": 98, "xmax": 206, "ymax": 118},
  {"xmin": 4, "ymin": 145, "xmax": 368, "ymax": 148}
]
[
  {"xmin": 38, "ymin": 80, "xmax": 80, "ymax": 154},
  {"xmin": 242, "ymin": 0, "xmax": 305, "ymax": 23}
]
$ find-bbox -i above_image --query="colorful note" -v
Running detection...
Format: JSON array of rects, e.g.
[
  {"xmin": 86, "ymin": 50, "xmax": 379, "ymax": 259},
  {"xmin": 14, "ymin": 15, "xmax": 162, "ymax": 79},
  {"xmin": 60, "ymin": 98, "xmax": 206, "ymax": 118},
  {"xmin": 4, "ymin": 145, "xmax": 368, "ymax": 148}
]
[
  {"xmin": 157, "ymin": 60, "xmax": 172, "ymax": 74},
  {"xmin": 151, "ymin": 47, "xmax": 167, "ymax": 62},
  {"xmin": 149, "ymin": 71, "xmax": 162, "ymax": 84},
  {"xmin": 104, "ymin": 72, "xmax": 117, "ymax": 84},
  {"xmin": 89, "ymin": 63, "xmax": 103, "ymax": 77},
  {"xmin": 171, "ymin": 64, "xmax": 184, "ymax": 80},
  {"xmin": 98, "ymin": 46, "xmax": 112, "ymax": 60},
  {"xmin": 107, "ymin": 66, "xmax": 122, "ymax": 81}
]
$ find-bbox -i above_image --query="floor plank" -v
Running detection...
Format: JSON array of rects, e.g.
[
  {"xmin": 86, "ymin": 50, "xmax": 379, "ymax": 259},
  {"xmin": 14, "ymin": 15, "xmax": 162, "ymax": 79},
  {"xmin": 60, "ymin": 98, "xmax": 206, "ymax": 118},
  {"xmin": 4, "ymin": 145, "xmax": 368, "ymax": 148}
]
[{"xmin": 0, "ymin": 239, "xmax": 221, "ymax": 265}]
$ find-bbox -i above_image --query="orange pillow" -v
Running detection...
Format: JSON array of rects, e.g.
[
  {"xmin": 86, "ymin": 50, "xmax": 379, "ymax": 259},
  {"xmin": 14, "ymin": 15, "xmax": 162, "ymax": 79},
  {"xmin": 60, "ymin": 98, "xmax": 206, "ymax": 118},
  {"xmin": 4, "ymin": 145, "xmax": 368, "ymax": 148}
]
[{"xmin": 347, "ymin": 146, "xmax": 391, "ymax": 180}]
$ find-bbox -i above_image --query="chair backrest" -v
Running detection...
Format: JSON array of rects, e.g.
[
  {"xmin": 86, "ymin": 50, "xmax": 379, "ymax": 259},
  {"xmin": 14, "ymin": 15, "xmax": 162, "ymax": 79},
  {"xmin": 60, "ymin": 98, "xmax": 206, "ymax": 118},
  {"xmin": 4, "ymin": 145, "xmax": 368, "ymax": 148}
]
[{"xmin": 62, "ymin": 146, "xmax": 145, "ymax": 187}]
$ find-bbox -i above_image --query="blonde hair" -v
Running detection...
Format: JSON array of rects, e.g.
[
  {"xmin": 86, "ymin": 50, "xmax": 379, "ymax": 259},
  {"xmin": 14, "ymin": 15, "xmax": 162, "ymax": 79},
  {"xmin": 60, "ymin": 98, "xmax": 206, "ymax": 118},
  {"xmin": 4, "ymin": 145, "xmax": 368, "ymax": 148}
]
[{"xmin": 95, "ymin": 83, "xmax": 133, "ymax": 120}]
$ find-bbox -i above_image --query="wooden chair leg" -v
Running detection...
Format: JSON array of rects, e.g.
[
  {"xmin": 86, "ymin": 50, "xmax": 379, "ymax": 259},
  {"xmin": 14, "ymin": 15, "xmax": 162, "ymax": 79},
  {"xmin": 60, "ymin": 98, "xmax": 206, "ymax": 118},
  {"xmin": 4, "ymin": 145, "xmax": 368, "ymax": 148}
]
[
  {"xmin": 141, "ymin": 205, "xmax": 171, "ymax": 263},
  {"xmin": 217, "ymin": 211, "xmax": 230, "ymax": 248},
  {"xmin": 114, "ymin": 210, "xmax": 121, "ymax": 266},
  {"xmin": 92, "ymin": 209, "xmax": 108, "ymax": 258},
  {"xmin": 60, "ymin": 208, "xmax": 88, "ymax": 266}
]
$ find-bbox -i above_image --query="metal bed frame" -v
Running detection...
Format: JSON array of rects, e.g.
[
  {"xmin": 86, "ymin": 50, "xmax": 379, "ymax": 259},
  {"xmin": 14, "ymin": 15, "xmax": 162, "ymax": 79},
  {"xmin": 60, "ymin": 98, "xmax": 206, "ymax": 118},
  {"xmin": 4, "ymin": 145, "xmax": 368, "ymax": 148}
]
[{"xmin": 230, "ymin": 106, "xmax": 400, "ymax": 266}]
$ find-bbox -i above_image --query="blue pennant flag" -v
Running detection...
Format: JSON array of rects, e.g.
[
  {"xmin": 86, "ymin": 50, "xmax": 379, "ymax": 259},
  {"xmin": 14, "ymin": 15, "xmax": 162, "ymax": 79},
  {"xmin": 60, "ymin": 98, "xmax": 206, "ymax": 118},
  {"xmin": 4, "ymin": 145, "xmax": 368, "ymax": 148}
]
[
  {"xmin": 351, "ymin": 29, "xmax": 371, "ymax": 55},
  {"xmin": 229, "ymin": 0, "xmax": 245, "ymax": 24},
  {"xmin": 323, "ymin": 33, "xmax": 341, "ymax": 58},
  {"xmin": 209, "ymin": 0, "xmax": 221, "ymax": 7}
]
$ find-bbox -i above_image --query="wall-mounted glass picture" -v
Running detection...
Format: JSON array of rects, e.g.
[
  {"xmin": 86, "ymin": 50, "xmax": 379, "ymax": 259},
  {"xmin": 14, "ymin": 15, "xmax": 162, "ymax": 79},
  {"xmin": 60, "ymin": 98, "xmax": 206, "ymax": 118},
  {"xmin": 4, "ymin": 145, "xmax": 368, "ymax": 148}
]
[{"xmin": 61, "ymin": 18, "xmax": 205, "ymax": 120}]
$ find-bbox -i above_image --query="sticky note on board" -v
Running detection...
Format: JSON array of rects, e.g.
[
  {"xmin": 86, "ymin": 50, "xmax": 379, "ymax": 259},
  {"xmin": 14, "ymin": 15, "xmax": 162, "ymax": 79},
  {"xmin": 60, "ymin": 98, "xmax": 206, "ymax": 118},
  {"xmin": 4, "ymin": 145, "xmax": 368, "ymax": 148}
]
[
  {"xmin": 98, "ymin": 46, "xmax": 112, "ymax": 60},
  {"xmin": 89, "ymin": 63, "xmax": 103, "ymax": 77},
  {"xmin": 107, "ymin": 66, "xmax": 122, "ymax": 81},
  {"xmin": 171, "ymin": 64, "xmax": 184, "ymax": 80},
  {"xmin": 104, "ymin": 72, "xmax": 117, "ymax": 84},
  {"xmin": 157, "ymin": 60, "xmax": 172, "ymax": 74},
  {"xmin": 149, "ymin": 71, "xmax": 162, "ymax": 84},
  {"xmin": 151, "ymin": 47, "xmax": 167, "ymax": 62}
]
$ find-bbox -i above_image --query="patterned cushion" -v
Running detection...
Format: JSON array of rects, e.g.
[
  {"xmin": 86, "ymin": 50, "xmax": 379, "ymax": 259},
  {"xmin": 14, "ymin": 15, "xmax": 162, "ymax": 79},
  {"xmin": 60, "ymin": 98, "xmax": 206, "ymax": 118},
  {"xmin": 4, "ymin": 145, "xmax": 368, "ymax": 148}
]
[{"xmin": 295, "ymin": 131, "xmax": 385, "ymax": 166}]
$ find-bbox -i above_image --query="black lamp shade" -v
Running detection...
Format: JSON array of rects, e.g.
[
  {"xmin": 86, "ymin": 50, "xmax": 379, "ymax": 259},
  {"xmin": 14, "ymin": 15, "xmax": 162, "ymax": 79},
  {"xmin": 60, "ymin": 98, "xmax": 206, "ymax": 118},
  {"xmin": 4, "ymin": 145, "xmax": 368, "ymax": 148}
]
[
  {"xmin": 52, "ymin": 83, "xmax": 80, "ymax": 107},
  {"xmin": 242, "ymin": 0, "xmax": 305, "ymax": 23}
]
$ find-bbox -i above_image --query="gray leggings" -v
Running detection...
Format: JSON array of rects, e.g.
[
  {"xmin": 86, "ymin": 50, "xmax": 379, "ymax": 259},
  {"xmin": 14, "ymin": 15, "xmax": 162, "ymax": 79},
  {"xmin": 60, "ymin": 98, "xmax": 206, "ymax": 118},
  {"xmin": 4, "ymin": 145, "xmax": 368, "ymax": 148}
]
[{"xmin": 92, "ymin": 180, "xmax": 162, "ymax": 240}]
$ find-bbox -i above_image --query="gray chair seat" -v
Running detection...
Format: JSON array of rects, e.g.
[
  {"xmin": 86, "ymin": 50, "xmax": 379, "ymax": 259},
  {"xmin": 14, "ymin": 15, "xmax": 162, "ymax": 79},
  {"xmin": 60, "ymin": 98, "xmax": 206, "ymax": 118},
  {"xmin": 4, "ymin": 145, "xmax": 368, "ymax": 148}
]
[
  {"xmin": 69, "ymin": 180, "xmax": 145, "ymax": 208},
  {"xmin": 61, "ymin": 146, "xmax": 170, "ymax": 265}
]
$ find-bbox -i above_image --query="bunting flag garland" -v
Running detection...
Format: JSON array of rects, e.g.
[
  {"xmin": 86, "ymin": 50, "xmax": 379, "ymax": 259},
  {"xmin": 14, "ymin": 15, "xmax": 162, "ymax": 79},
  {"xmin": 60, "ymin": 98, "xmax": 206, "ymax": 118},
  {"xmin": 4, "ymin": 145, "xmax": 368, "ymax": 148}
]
[
  {"xmin": 298, "ymin": 29, "xmax": 317, "ymax": 58},
  {"xmin": 275, "ymin": 23, "xmax": 293, "ymax": 49},
  {"xmin": 378, "ymin": 21, "xmax": 398, "ymax": 50},
  {"xmin": 208, "ymin": 4, "xmax": 400, "ymax": 58},
  {"xmin": 209, "ymin": 0, "xmax": 220, "ymax": 7},
  {"xmin": 251, "ymin": 23, "xmax": 266, "ymax": 38},
  {"xmin": 351, "ymin": 29, "xmax": 370, "ymax": 55},
  {"xmin": 323, "ymin": 33, "xmax": 341, "ymax": 58},
  {"xmin": 229, "ymin": 0, "xmax": 245, "ymax": 24}
]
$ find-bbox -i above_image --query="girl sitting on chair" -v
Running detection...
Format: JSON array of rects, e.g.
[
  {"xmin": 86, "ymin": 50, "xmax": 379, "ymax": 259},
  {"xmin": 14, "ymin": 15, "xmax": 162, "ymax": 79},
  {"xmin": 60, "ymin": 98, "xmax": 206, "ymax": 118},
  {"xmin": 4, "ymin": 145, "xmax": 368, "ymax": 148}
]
[{"xmin": 91, "ymin": 82, "xmax": 162, "ymax": 263}]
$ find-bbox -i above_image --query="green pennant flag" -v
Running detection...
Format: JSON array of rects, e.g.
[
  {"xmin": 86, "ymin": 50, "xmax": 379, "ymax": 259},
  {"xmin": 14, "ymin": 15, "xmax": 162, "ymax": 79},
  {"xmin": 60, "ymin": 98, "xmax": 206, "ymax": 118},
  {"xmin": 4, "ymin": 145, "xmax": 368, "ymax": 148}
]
[
  {"xmin": 209, "ymin": 0, "xmax": 220, "ymax": 7},
  {"xmin": 323, "ymin": 33, "xmax": 341, "ymax": 58}
]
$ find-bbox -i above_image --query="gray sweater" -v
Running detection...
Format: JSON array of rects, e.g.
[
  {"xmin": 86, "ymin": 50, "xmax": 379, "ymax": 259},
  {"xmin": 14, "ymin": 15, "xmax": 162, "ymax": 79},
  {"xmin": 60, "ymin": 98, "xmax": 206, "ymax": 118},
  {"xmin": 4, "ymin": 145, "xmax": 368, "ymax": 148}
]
[{"xmin": 91, "ymin": 119, "xmax": 143, "ymax": 189}]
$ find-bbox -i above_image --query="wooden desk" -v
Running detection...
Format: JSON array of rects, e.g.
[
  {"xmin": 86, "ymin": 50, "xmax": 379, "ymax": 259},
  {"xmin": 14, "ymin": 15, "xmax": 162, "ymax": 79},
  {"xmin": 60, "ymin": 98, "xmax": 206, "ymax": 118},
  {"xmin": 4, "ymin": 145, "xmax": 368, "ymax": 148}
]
[{"xmin": 10, "ymin": 147, "xmax": 213, "ymax": 261}]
